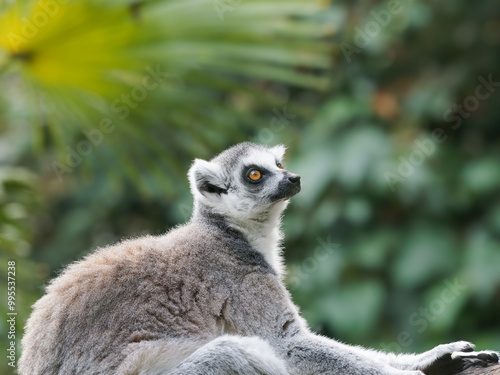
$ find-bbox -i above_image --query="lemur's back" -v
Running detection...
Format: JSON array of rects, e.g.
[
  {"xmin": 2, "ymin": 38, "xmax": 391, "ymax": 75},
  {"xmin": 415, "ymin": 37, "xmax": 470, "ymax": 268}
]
[{"xmin": 19, "ymin": 222, "xmax": 272, "ymax": 375}]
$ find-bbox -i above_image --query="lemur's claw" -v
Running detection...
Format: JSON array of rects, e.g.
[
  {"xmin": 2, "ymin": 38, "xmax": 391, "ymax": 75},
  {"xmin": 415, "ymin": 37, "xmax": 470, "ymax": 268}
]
[{"xmin": 420, "ymin": 342, "xmax": 499, "ymax": 375}]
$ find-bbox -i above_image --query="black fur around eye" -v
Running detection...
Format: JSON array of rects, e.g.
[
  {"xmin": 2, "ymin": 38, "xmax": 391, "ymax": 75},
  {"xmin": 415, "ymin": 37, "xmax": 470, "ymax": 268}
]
[
  {"xmin": 276, "ymin": 162, "xmax": 284, "ymax": 169},
  {"xmin": 243, "ymin": 166, "xmax": 269, "ymax": 184}
]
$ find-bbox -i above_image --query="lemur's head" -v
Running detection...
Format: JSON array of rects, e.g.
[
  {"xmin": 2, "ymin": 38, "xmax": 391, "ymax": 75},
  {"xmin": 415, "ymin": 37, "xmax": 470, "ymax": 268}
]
[{"xmin": 188, "ymin": 142, "xmax": 300, "ymax": 223}]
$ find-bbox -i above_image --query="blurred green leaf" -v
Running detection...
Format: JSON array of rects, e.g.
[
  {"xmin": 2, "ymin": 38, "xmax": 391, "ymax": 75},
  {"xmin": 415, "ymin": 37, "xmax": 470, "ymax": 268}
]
[
  {"xmin": 392, "ymin": 226, "xmax": 456, "ymax": 289},
  {"xmin": 316, "ymin": 281, "xmax": 385, "ymax": 339}
]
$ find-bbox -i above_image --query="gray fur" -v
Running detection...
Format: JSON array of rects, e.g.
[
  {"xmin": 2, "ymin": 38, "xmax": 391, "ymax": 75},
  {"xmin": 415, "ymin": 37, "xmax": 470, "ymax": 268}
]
[{"xmin": 19, "ymin": 143, "xmax": 498, "ymax": 375}]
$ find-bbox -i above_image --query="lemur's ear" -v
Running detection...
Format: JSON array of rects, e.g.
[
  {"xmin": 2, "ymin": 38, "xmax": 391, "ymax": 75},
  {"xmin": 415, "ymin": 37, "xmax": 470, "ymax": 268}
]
[
  {"xmin": 188, "ymin": 159, "xmax": 228, "ymax": 197},
  {"xmin": 271, "ymin": 144, "xmax": 287, "ymax": 160}
]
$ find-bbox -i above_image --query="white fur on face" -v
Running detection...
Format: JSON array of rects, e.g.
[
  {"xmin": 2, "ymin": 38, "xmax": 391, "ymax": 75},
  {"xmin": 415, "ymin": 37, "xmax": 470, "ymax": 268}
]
[
  {"xmin": 224, "ymin": 146, "xmax": 288, "ymax": 218},
  {"xmin": 189, "ymin": 144, "xmax": 289, "ymax": 220}
]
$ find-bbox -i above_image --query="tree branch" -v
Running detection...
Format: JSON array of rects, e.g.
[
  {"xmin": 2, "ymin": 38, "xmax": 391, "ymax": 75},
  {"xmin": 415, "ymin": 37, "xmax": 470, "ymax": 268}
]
[{"xmin": 458, "ymin": 363, "xmax": 500, "ymax": 375}]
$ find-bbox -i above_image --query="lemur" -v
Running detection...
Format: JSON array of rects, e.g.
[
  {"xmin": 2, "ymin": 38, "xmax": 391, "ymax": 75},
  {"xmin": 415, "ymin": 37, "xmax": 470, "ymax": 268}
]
[{"xmin": 19, "ymin": 142, "xmax": 499, "ymax": 375}]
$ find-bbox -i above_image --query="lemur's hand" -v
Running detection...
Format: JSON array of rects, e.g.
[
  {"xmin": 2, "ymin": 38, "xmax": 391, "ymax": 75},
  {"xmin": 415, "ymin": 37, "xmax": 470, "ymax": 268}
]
[{"xmin": 418, "ymin": 341, "xmax": 499, "ymax": 375}]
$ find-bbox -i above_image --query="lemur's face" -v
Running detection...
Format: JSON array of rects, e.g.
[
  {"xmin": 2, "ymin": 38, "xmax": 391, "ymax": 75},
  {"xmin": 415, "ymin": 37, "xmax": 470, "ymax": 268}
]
[{"xmin": 189, "ymin": 143, "xmax": 301, "ymax": 219}]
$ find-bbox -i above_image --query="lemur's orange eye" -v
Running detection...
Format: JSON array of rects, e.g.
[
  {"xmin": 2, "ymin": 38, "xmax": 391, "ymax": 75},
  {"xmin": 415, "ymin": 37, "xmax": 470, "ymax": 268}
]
[
  {"xmin": 248, "ymin": 169, "xmax": 262, "ymax": 181},
  {"xmin": 277, "ymin": 162, "xmax": 284, "ymax": 169}
]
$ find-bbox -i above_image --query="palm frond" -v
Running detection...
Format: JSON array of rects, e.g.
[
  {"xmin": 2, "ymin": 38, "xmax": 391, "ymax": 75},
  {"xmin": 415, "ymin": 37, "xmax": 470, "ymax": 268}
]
[{"xmin": 0, "ymin": 0, "xmax": 335, "ymax": 188}]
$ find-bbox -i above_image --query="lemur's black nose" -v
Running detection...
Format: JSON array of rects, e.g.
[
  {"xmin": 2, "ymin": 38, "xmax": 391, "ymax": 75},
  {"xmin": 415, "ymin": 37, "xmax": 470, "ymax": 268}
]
[{"xmin": 288, "ymin": 174, "xmax": 301, "ymax": 184}]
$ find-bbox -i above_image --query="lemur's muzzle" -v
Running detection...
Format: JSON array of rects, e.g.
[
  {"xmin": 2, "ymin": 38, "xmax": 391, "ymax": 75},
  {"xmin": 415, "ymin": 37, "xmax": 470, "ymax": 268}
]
[{"xmin": 271, "ymin": 173, "xmax": 301, "ymax": 201}]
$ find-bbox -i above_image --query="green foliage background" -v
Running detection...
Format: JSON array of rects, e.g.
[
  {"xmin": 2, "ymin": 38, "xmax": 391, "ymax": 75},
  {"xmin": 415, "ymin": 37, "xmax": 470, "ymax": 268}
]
[{"xmin": 1, "ymin": 0, "xmax": 499, "ymax": 373}]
